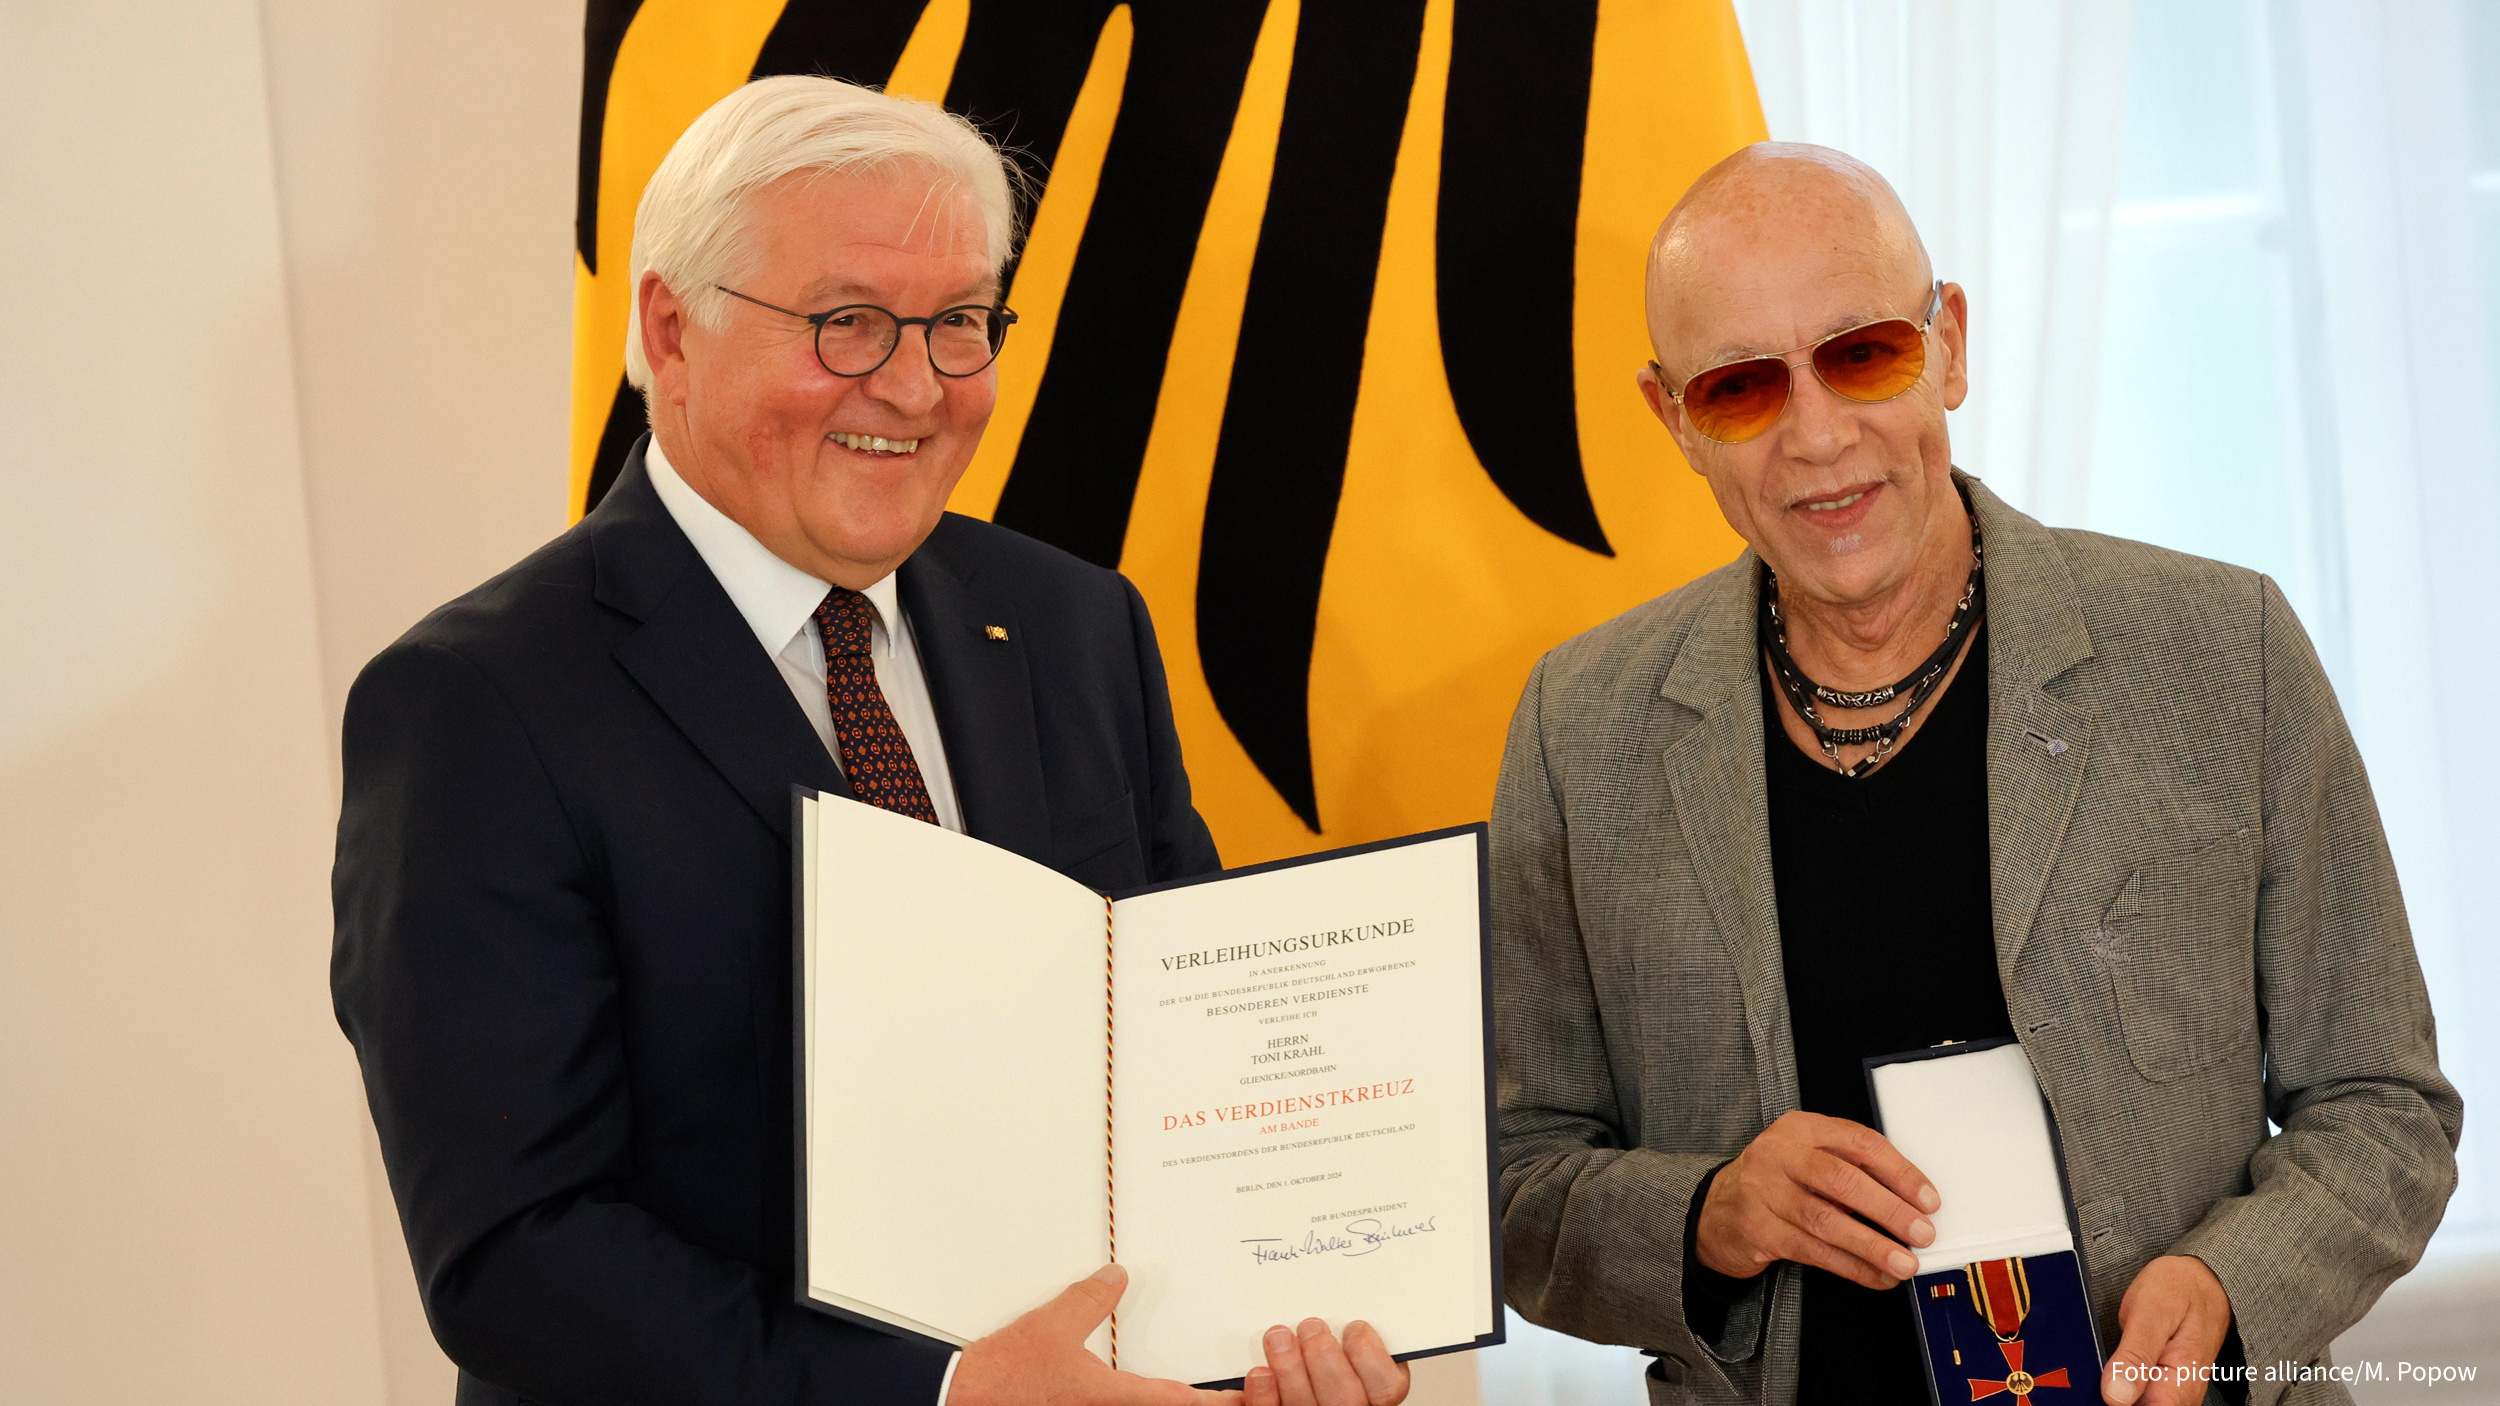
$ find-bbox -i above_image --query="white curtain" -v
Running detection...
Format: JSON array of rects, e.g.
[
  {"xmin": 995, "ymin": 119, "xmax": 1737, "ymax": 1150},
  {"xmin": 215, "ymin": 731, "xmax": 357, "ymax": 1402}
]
[
  {"xmin": 1739, "ymin": 0, "xmax": 2498, "ymax": 1262},
  {"xmin": 1736, "ymin": 0, "xmax": 2133, "ymax": 524},
  {"xmin": 1480, "ymin": 2, "xmax": 2500, "ymax": 1399}
]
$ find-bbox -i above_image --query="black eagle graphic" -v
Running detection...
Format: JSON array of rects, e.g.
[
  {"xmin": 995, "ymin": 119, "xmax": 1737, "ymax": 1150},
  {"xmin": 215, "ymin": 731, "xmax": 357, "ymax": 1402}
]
[{"xmin": 580, "ymin": 0, "xmax": 1612, "ymax": 832}]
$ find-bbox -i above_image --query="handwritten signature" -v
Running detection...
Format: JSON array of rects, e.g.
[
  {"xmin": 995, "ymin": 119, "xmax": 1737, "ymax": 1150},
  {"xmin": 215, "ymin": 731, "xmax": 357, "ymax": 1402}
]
[{"xmin": 1242, "ymin": 1216, "xmax": 1439, "ymax": 1265}]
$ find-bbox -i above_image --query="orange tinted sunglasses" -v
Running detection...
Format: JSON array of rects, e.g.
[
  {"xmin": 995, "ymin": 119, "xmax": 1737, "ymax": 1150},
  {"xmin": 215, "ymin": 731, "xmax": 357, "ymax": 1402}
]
[{"xmin": 1654, "ymin": 281, "xmax": 1944, "ymax": 443}]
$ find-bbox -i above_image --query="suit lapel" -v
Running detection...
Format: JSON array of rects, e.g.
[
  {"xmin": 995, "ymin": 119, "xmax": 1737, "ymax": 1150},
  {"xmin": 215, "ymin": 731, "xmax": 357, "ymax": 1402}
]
[
  {"xmin": 897, "ymin": 520, "xmax": 1052, "ymax": 866},
  {"xmin": 1967, "ymin": 477, "xmax": 2096, "ymax": 978},
  {"xmin": 594, "ymin": 441, "xmax": 847, "ymax": 842},
  {"xmin": 1659, "ymin": 558, "xmax": 1800, "ymax": 1126}
]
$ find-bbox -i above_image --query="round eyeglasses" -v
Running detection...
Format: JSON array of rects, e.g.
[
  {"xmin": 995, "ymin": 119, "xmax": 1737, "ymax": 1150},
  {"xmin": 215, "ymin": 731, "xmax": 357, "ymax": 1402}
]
[
  {"xmin": 1653, "ymin": 281, "xmax": 1944, "ymax": 444},
  {"xmin": 715, "ymin": 285, "xmax": 1018, "ymax": 379}
]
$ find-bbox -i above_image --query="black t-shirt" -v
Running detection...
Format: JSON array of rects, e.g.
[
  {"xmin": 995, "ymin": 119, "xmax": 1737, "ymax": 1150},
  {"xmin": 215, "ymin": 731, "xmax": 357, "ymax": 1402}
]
[{"xmin": 1685, "ymin": 636, "xmax": 2013, "ymax": 1401}]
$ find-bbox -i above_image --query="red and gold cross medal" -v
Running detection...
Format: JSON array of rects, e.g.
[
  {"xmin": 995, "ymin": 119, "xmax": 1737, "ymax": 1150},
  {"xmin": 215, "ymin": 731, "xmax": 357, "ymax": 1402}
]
[{"xmin": 1959, "ymin": 1258, "xmax": 2072, "ymax": 1399}]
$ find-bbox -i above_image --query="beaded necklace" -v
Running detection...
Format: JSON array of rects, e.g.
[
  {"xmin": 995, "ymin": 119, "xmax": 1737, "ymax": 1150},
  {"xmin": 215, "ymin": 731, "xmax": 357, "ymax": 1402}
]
[{"xmin": 1759, "ymin": 520, "xmax": 1983, "ymax": 779}]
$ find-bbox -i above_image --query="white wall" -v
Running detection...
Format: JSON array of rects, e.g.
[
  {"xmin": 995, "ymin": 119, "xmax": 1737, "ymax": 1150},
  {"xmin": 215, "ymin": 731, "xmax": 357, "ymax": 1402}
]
[
  {"xmin": 254, "ymin": 2, "xmax": 582, "ymax": 1398},
  {"xmin": 0, "ymin": 1, "xmax": 393, "ymax": 1400},
  {"xmin": 257, "ymin": 0, "xmax": 580, "ymax": 717},
  {"xmin": 272, "ymin": 0, "xmax": 582, "ymax": 1398},
  {"xmin": 0, "ymin": 1, "xmax": 579, "ymax": 1401}
]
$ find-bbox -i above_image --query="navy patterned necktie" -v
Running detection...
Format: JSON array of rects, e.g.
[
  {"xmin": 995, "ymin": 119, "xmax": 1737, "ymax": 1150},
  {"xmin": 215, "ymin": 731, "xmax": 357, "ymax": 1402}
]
[{"xmin": 811, "ymin": 588, "xmax": 939, "ymax": 825}]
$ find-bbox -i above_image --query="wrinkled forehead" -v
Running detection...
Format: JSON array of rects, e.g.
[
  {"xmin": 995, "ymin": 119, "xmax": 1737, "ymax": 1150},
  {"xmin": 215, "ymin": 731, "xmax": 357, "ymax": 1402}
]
[
  {"xmin": 748, "ymin": 165, "xmax": 1000, "ymax": 300},
  {"xmin": 783, "ymin": 165, "xmax": 990, "ymax": 243},
  {"xmin": 1650, "ymin": 223, "xmax": 1926, "ymax": 374}
]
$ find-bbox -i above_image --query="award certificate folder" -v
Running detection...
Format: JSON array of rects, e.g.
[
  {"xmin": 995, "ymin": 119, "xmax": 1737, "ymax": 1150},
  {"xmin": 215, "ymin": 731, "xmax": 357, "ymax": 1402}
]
[
  {"xmin": 793, "ymin": 790, "xmax": 1503, "ymax": 1387},
  {"xmin": 1864, "ymin": 1039, "xmax": 2104, "ymax": 1404}
]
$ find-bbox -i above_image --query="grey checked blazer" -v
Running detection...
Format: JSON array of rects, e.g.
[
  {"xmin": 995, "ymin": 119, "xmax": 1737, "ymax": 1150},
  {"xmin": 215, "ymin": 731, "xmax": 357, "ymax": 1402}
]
[{"xmin": 1490, "ymin": 475, "xmax": 2461, "ymax": 1406}]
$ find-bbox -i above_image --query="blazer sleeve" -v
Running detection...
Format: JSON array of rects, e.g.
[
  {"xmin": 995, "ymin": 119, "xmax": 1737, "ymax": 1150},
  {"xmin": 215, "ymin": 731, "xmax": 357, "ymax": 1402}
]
[
  {"xmin": 331, "ymin": 640, "xmax": 954, "ymax": 1406},
  {"xmin": 2169, "ymin": 577, "xmax": 2462, "ymax": 1397},
  {"xmin": 1121, "ymin": 575, "xmax": 1220, "ymax": 881},
  {"xmin": 1490, "ymin": 655, "xmax": 1769, "ymax": 1386}
]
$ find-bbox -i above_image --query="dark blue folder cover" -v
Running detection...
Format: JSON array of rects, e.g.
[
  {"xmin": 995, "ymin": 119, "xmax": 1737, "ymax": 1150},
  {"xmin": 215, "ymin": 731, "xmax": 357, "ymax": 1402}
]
[{"xmin": 1910, "ymin": 1251, "xmax": 2098, "ymax": 1401}]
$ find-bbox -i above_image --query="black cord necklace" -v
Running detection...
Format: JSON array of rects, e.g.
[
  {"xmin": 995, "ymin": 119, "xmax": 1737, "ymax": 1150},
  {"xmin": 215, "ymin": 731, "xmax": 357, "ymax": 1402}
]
[{"xmin": 1759, "ymin": 520, "xmax": 1984, "ymax": 778}]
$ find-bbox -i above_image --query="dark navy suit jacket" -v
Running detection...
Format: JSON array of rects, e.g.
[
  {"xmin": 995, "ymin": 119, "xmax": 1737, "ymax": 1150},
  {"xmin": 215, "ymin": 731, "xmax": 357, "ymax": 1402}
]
[{"xmin": 332, "ymin": 441, "xmax": 1220, "ymax": 1405}]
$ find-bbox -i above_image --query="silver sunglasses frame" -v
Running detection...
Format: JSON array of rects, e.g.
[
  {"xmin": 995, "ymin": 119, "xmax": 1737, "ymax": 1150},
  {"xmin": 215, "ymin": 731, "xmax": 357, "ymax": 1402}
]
[{"xmin": 1654, "ymin": 280, "xmax": 1945, "ymax": 444}]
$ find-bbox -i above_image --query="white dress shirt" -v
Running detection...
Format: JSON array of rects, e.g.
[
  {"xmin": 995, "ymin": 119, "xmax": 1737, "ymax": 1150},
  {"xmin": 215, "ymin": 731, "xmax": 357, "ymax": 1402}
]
[
  {"xmin": 643, "ymin": 437, "xmax": 965, "ymax": 834},
  {"xmin": 646, "ymin": 440, "xmax": 969, "ymax": 1400}
]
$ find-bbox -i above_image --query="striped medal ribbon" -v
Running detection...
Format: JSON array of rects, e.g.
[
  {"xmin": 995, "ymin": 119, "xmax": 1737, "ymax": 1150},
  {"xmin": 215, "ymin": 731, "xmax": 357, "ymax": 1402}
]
[{"xmin": 1961, "ymin": 1258, "xmax": 2074, "ymax": 1400}]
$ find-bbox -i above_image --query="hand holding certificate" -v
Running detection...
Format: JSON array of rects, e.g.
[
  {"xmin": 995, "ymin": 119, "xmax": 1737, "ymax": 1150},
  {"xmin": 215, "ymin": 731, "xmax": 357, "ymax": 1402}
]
[
  {"xmin": 943, "ymin": 1269, "xmax": 1411, "ymax": 1406},
  {"xmin": 793, "ymin": 791, "xmax": 1502, "ymax": 1392}
]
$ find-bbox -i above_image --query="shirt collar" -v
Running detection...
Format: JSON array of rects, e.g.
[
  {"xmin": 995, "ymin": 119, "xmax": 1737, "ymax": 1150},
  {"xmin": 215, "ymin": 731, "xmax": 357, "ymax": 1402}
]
[{"xmin": 644, "ymin": 436, "xmax": 900, "ymax": 652}]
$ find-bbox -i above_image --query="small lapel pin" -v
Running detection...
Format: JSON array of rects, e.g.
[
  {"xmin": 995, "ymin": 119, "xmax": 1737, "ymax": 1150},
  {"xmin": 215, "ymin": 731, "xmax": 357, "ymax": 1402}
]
[
  {"xmin": 985, "ymin": 625, "xmax": 1010, "ymax": 641},
  {"xmin": 2023, "ymin": 728, "xmax": 2069, "ymax": 756}
]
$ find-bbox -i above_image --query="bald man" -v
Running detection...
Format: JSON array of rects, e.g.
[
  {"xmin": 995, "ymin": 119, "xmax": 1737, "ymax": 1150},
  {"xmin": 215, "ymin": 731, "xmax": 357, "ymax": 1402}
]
[{"xmin": 1489, "ymin": 144, "xmax": 2458, "ymax": 1406}]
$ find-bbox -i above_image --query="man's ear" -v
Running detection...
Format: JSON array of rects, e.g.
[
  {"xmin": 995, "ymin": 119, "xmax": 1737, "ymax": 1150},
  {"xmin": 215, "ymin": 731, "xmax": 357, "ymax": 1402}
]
[
  {"xmin": 1636, "ymin": 362, "xmax": 1706, "ymax": 474},
  {"xmin": 640, "ymin": 273, "xmax": 689, "ymax": 404},
  {"xmin": 1636, "ymin": 361, "xmax": 1678, "ymax": 430},
  {"xmin": 1935, "ymin": 282, "xmax": 1971, "ymax": 412}
]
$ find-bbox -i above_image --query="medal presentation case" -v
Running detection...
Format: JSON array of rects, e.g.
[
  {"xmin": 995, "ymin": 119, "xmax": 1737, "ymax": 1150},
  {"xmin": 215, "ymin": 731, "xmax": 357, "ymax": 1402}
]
[{"xmin": 1865, "ymin": 1039, "xmax": 2105, "ymax": 1403}]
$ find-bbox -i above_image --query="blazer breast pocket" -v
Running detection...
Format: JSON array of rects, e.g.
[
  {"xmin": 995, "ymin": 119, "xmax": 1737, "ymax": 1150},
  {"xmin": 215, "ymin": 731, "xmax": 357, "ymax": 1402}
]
[
  {"xmin": 1050, "ymin": 788, "xmax": 1144, "ymax": 891},
  {"xmin": 2099, "ymin": 830, "xmax": 2259, "ymax": 1083}
]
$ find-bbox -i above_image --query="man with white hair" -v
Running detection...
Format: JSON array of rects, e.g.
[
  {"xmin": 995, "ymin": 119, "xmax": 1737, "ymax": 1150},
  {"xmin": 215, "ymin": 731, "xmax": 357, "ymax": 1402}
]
[
  {"xmin": 333, "ymin": 77, "xmax": 1409, "ymax": 1406},
  {"xmin": 1491, "ymin": 143, "xmax": 2459, "ymax": 1405}
]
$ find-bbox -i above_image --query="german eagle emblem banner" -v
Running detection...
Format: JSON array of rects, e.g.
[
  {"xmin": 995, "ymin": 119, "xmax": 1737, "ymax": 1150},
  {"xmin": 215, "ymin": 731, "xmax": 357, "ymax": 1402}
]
[{"xmin": 572, "ymin": 0, "xmax": 1765, "ymax": 864}]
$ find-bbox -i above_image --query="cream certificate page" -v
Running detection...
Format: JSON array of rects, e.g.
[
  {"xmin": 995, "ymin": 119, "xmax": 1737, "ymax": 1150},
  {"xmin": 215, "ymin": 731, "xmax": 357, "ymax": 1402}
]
[
  {"xmin": 801, "ymin": 794, "xmax": 1112, "ymax": 1357},
  {"xmin": 1106, "ymin": 830, "xmax": 1497, "ymax": 1386}
]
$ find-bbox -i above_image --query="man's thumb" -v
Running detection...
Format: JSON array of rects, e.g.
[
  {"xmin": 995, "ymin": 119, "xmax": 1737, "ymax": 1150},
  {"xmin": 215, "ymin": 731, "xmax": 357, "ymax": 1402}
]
[
  {"xmin": 2103, "ymin": 1349, "xmax": 2147, "ymax": 1406},
  {"xmin": 1032, "ymin": 1263, "xmax": 1126, "ymax": 1341},
  {"xmin": 2103, "ymin": 1316, "xmax": 2169, "ymax": 1405}
]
